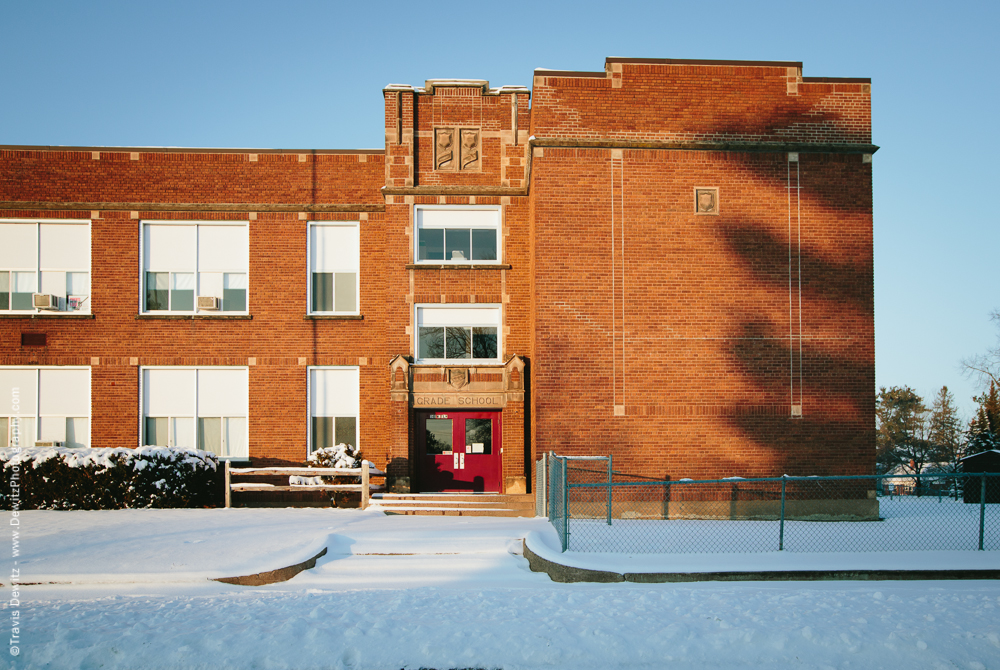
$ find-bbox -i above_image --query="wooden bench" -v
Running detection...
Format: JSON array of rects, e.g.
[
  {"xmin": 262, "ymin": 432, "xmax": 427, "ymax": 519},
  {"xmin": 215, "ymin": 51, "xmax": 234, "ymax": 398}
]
[{"xmin": 224, "ymin": 461, "xmax": 386, "ymax": 509}]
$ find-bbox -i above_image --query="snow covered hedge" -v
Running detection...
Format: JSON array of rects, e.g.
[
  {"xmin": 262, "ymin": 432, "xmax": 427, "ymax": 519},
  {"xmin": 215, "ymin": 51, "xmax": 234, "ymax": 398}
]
[{"xmin": 0, "ymin": 446, "xmax": 219, "ymax": 510}]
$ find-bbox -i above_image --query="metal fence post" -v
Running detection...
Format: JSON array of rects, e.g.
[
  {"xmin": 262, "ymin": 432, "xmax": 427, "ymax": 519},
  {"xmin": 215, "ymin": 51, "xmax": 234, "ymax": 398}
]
[
  {"xmin": 561, "ymin": 456, "xmax": 569, "ymax": 552},
  {"xmin": 779, "ymin": 475, "xmax": 786, "ymax": 551},
  {"xmin": 606, "ymin": 454, "xmax": 613, "ymax": 526},
  {"xmin": 980, "ymin": 474, "xmax": 987, "ymax": 551},
  {"xmin": 547, "ymin": 452, "xmax": 555, "ymax": 522}
]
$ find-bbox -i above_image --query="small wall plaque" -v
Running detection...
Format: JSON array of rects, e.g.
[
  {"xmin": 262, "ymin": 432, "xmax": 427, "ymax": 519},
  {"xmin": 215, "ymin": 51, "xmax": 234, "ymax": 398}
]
[
  {"xmin": 694, "ymin": 187, "xmax": 719, "ymax": 215},
  {"xmin": 435, "ymin": 128, "xmax": 456, "ymax": 171}
]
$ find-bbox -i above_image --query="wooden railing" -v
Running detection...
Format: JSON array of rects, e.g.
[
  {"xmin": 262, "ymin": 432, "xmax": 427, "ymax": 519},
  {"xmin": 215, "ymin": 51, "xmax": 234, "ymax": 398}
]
[{"xmin": 224, "ymin": 460, "xmax": 386, "ymax": 509}]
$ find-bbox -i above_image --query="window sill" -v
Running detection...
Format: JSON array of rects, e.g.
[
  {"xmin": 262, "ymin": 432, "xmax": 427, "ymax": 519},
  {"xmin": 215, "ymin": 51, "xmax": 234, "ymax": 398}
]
[
  {"xmin": 406, "ymin": 263, "xmax": 511, "ymax": 270},
  {"xmin": 0, "ymin": 313, "xmax": 95, "ymax": 319},
  {"xmin": 303, "ymin": 314, "xmax": 364, "ymax": 320},
  {"xmin": 136, "ymin": 314, "xmax": 253, "ymax": 320}
]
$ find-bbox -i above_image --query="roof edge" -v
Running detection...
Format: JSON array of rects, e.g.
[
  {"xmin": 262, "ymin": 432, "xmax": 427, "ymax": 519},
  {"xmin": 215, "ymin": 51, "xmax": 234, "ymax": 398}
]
[
  {"xmin": 0, "ymin": 145, "xmax": 385, "ymax": 155},
  {"xmin": 606, "ymin": 57, "xmax": 803, "ymax": 68}
]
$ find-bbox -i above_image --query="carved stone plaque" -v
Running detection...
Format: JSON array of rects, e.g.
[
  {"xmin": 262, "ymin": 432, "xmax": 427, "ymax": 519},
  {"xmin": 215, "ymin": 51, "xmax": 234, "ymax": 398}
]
[
  {"xmin": 435, "ymin": 128, "xmax": 456, "ymax": 171},
  {"xmin": 448, "ymin": 368, "xmax": 469, "ymax": 390},
  {"xmin": 434, "ymin": 127, "xmax": 480, "ymax": 172},
  {"xmin": 460, "ymin": 129, "xmax": 480, "ymax": 170},
  {"xmin": 695, "ymin": 187, "xmax": 719, "ymax": 215}
]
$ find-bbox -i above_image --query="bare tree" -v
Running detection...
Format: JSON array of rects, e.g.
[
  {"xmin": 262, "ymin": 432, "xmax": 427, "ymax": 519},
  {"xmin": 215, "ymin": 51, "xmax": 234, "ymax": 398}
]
[{"xmin": 963, "ymin": 310, "xmax": 1000, "ymax": 389}]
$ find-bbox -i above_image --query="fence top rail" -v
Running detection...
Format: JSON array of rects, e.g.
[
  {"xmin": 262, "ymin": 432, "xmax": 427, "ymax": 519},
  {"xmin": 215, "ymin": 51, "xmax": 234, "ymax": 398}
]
[
  {"xmin": 556, "ymin": 455, "xmax": 610, "ymax": 461},
  {"xmin": 565, "ymin": 472, "xmax": 1000, "ymax": 488},
  {"xmin": 229, "ymin": 466, "xmax": 387, "ymax": 476}
]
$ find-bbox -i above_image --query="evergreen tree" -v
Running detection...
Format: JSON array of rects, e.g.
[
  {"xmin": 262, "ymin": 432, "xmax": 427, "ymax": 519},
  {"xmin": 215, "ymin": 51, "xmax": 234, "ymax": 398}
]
[
  {"xmin": 967, "ymin": 381, "xmax": 1000, "ymax": 455},
  {"xmin": 928, "ymin": 386, "xmax": 964, "ymax": 498},
  {"xmin": 876, "ymin": 386, "xmax": 931, "ymax": 476}
]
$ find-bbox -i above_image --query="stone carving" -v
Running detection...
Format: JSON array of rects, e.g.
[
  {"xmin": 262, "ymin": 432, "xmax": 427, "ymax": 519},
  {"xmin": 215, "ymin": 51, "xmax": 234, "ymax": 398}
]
[
  {"xmin": 389, "ymin": 355, "xmax": 410, "ymax": 402},
  {"xmin": 695, "ymin": 188, "xmax": 719, "ymax": 215},
  {"xmin": 434, "ymin": 127, "xmax": 481, "ymax": 171},
  {"xmin": 435, "ymin": 128, "xmax": 455, "ymax": 171},
  {"xmin": 448, "ymin": 368, "xmax": 469, "ymax": 390},
  {"xmin": 460, "ymin": 129, "xmax": 480, "ymax": 170}
]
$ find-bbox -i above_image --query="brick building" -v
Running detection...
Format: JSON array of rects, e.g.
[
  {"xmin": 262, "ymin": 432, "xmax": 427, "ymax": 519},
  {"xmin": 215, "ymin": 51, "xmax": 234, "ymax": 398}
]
[{"xmin": 0, "ymin": 57, "xmax": 876, "ymax": 495}]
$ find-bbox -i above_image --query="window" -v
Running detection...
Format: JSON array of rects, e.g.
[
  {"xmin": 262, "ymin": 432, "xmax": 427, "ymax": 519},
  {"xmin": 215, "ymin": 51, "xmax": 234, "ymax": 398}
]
[
  {"xmin": 0, "ymin": 367, "xmax": 91, "ymax": 447},
  {"xmin": 308, "ymin": 222, "xmax": 359, "ymax": 314},
  {"xmin": 141, "ymin": 222, "xmax": 248, "ymax": 314},
  {"xmin": 416, "ymin": 305, "xmax": 500, "ymax": 363},
  {"xmin": 414, "ymin": 206, "xmax": 500, "ymax": 263},
  {"xmin": 141, "ymin": 367, "xmax": 248, "ymax": 459},
  {"xmin": 0, "ymin": 220, "xmax": 90, "ymax": 313},
  {"xmin": 308, "ymin": 367, "xmax": 359, "ymax": 454}
]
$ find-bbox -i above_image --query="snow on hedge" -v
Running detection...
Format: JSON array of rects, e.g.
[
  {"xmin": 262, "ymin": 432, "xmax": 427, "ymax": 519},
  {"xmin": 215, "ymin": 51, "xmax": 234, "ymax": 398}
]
[{"xmin": 0, "ymin": 446, "xmax": 219, "ymax": 510}]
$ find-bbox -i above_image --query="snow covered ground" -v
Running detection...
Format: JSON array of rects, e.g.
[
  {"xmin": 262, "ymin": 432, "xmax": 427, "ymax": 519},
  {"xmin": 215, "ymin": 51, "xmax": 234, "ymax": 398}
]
[{"xmin": 6, "ymin": 508, "xmax": 1000, "ymax": 669}]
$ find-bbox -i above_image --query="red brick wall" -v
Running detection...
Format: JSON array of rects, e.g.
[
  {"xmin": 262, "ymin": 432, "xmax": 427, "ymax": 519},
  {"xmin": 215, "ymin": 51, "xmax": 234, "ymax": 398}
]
[
  {"xmin": 528, "ymin": 147, "xmax": 874, "ymax": 478},
  {"xmin": 531, "ymin": 61, "xmax": 871, "ymax": 145}
]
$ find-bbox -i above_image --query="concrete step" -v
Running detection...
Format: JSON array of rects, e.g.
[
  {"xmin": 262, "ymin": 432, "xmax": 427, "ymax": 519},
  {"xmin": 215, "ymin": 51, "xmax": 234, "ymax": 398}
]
[{"xmin": 369, "ymin": 493, "xmax": 536, "ymax": 517}]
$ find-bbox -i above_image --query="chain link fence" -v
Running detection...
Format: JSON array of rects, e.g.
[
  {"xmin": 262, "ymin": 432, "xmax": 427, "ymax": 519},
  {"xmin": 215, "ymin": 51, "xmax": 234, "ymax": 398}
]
[{"xmin": 535, "ymin": 452, "xmax": 1000, "ymax": 554}]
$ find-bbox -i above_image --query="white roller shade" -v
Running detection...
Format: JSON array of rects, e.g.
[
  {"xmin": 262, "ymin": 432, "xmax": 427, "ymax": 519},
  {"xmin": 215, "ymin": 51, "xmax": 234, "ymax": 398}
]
[
  {"xmin": 40, "ymin": 271, "xmax": 67, "ymax": 298},
  {"xmin": 145, "ymin": 225, "xmax": 196, "ymax": 271},
  {"xmin": 417, "ymin": 208, "xmax": 499, "ymax": 228},
  {"xmin": 39, "ymin": 369, "xmax": 90, "ymax": 416},
  {"xmin": 197, "ymin": 369, "xmax": 248, "ymax": 416},
  {"xmin": 0, "ymin": 224, "xmax": 37, "ymax": 270},
  {"xmin": 40, "ymin": 223, "xmax": 89, "ymax": 270},
  {"xmin": 310, "ymin": 368, "xmax": 359, "ymax": 417},
  {"xmin": 418, "ymin": 306, "xmax": 500, "ymax": 327},
  {"xmin": 144, "ymin": 369, "xmax": 196, "ymax": 416},
  {"xmin": 310, "ymin": 225, "xmax": 358, "ymax": 272},
  {"xmin": 0, "ymin": 369, "xmax": 38, "ymax": 414},
  {"xmin": 198, "ymin": 225, "xmax": 248, "ymax": 272}
]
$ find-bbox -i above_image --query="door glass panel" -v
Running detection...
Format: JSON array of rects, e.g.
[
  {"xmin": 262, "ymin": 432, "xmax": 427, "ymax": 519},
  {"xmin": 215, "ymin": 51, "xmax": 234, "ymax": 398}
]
[
  {"xmin": 466, "ymin": 418, "xmax": 492, "ymax": 454},
  {"xmin": 425, "ymin": 418, "xmax": 453, "ymax": 454}
]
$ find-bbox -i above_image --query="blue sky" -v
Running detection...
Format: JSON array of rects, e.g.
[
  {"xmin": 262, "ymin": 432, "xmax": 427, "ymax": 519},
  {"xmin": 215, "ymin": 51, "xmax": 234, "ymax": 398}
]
[{"xmin": 3, "ymin": 0, "xmax": 998, "ymax": 420}]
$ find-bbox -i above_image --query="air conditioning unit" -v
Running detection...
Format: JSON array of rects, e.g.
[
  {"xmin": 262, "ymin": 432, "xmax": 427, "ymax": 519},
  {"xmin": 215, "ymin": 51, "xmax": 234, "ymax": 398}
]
[
  {"xmin": 197, "ymin": 296, "xmax": 220, "ymax": 311},
  {"xmin": 34, "ymin": 441, "xmax": 64, "ymax": 447},
  {"xmin": 33, "ymin": 294, "xmax": 61, "ymax": 310}
]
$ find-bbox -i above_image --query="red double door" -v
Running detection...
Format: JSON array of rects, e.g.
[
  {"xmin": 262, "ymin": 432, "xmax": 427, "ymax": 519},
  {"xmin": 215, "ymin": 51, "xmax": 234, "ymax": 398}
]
[{"xmin": 417, "ymin": 410, "xmax": 502, "ymax": 493}]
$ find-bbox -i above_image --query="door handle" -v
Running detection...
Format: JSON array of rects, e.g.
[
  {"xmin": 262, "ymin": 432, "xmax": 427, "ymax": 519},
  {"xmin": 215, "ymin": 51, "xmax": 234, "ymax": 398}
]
[{"xmin": 460, "ymin": 453, "xmax": 465, "ymax": 469}]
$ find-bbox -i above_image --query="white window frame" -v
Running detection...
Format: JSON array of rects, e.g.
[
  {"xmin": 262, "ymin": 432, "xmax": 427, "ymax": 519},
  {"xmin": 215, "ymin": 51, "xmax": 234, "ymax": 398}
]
[
  {"xmin": 0, "ymin": 219, "xmax": 92, "ymax": 315},
  {"xmin": 0, "ymin": 366, "xmax": 91, "ymax": 448},
  {"xmin": 138, "ymin": 220, "xmax": 250, "ymax": 315},
  {"xmin": 306, "ymin": 221, "xmax": 360, "ymax": 315},
  {"xmin": 138, "ymin": 366, "xmax": 249, "ymax": 460},
  {"xmin": 413, "ymin": 205, "xmax": 502, "ymax": 265},
  {"xmin": 414, "ymin": 303, "xmax": 503, "ymax": 364},
  {"xmin": 306, "ymin": 366, "xmax": 360, "ymax": 456}
]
